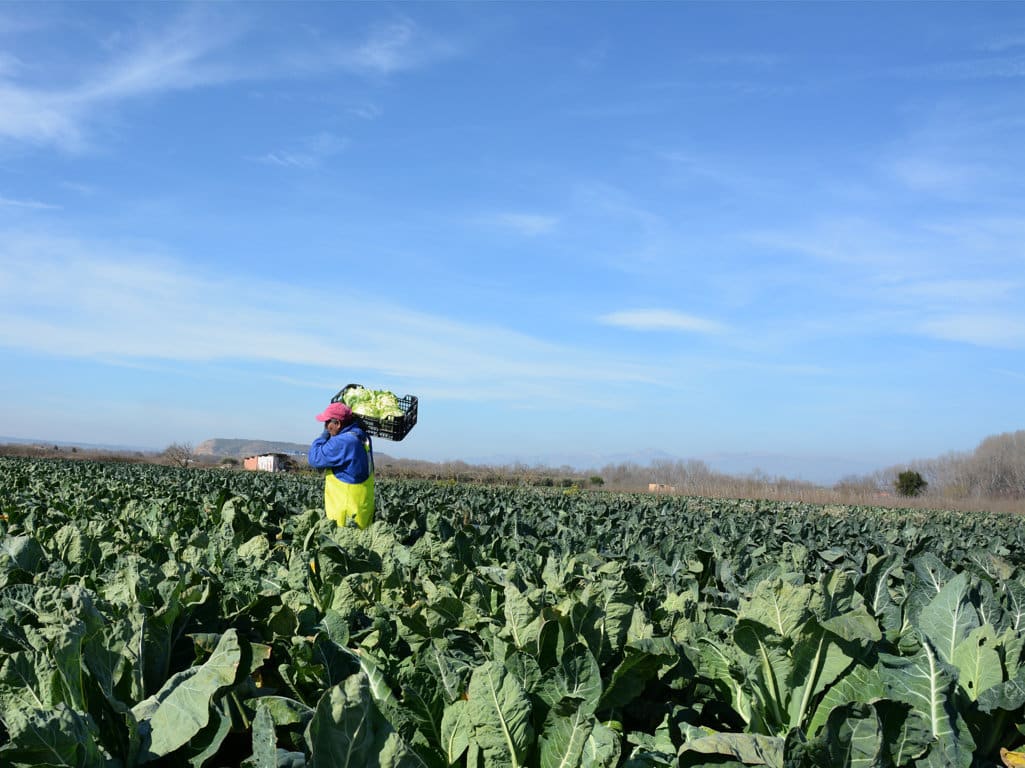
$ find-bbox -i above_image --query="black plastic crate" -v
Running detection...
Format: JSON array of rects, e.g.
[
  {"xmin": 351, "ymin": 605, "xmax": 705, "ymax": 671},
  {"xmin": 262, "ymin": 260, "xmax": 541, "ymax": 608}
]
[{"xmin": 331, "ymin": 383, "xmax": 418, "ymax": 441}]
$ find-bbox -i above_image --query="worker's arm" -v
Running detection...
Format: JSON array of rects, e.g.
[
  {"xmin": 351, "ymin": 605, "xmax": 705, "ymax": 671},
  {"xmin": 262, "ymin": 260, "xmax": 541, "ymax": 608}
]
[{"xmin": 308, "ymin": 432, "xmax": 355, "ymax": 468}]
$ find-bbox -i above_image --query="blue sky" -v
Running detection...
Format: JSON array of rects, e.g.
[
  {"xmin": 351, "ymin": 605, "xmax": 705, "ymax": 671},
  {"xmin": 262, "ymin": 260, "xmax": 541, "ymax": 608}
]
[{"xmin": 1, "ymin": 2, "xmax": 1023, "ymax": 483}]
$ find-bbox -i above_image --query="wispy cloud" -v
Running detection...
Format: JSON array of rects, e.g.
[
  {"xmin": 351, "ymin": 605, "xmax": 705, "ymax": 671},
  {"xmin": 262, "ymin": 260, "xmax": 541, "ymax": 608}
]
[
  {"xmin": 0, "ymin": 232, "xmax": 663, "ymax": 402},
  {"xmin": 901, "ymin": 54, "xmax": 1025, "ymax": 81},
  {"xmin": 994, "ymin": 367, "xmax": 1025, "ymax": 381},
  {"xmin": 285, "ymin": 15, "xmax": 458, "ymax": 78},
  {"xmin": 900, "ymin": 278, "xmax": 1019, "ymax": 304},
  {"xmin": 740, "ymin": 210, "xmax": 1025, "ymax": 352},
  {"xmin": 0, "ymin": 81, "xmax": 84, "ymax": 149},
  {"xmin": 59, "ymin": 181, "xmax": 98, "ymax": 196},
  {"xmin": 258, "ymin": 132, "xmax": 348, "ymax": 169},
  {"xmin": 982, "ymin": 35, "xmax": 1025, "ymax": 54},
  {"xmin": 0, "ymin": 52, "xmax": 21, "ymax": 77},
  {"xmin": 889, "ymin": 156, "xmax": 993, "ymax": 193},
  {"xmin": 661, "ymin": 149, "xmax": 779, "ymax": 198},
  {"xmin": 341, "ymin": 17, "xmax": 440, "ymax": 76},
  {"xmin": 0, "ymin": 9, "xmax": 242, "ymax": 150},
  {"xmin": 347, "ymin": 103, "xmax": 382, "ymax": 120},
  {"xmin": 571, "ymin": 181, "xmax": 667, "ymax": 249},
  {"xmin": 0, "ymin": 195, "xmax": 60, "ymax": 210},
  {"xmin": 749, "ymin": 218, "xmax": 922, "ymax": 270},
  {"xmin": 491, "ymin": 212, "xmax": 559, "ymax": 236},
  {"xmin": 0, "ymin": 10, "xmax": 454, "ymax": 151},
  {"xmin": 599, "ymin": 309, "xmax": 726, "ymax": 334},
  {"xmin": 917, "ymin": 313, "xmax": 1025, "ymax": 348},
  {"xmin": 692, "ymin": 52, "xmax": 783, "ymax": 69}
]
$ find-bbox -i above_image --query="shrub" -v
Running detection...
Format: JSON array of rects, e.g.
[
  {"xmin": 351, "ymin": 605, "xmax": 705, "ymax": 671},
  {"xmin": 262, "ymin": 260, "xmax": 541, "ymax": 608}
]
[{"xmin": 895, "ymin": 470, "xmax": 928, "ymax": 497}]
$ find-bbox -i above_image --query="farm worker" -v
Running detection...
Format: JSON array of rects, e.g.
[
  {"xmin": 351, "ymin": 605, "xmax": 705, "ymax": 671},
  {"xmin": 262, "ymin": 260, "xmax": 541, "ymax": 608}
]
[{"xmin": 308, "ymin": 402, "xmax": 375, "ymax": 528}]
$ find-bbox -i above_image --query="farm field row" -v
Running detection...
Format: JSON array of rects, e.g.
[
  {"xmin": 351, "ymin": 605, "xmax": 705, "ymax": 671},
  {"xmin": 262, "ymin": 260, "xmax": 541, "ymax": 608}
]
[{"xmin": 1, "ymin": 456, "xmax": 1024, "ymax": 767}]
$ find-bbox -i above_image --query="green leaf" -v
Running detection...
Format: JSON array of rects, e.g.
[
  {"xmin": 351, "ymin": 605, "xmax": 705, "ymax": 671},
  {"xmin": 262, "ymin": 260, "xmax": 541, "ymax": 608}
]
[
  {"xmin": 738, "ymin": 579, "xmax": 812, "ymax": 639},
  {"xmin": 820, "ymin": 607, "xmax": 881, "ymax": 644},
  {"xmin": 820, "ymin": 703, "xmax": 884, "ymax": 768},
  {"xmin": 132, "ymin": 629, "xmax": 244, "ymax": 762},
  {"xmin": 879, "ymin": 640, "xmax": 975, "ymax": 768},
  {"xmin": 786, "ymin": 624, "xmax": 855, "ymax": 732},
  {"xmin": 256, "ymin": 695, "xmax": 314, "ymax": 727},
  {"xmin": 307, "ymin": 672, "xmax": 423, "ymax": 768},
  {"xmin": 441, "ymin": 699, "xmax": 471, "ymax": 765},
  {"xmin": 915, "ymin": 573, "xmax": 979, "ymax": 665},
  {"xmin": 735, "ymin": 621, "xmax": 792, "ymax": 734},
  {"xmin": 878, "ymin": 704, "xmax": 932, "ymax": 767},
  {"xmin": 243, "ymin": 702, "xmax": 277, "ymax": 768},
  {"xmin": 464, "ymin": 660, "xmax": 534, "ymax": 768},
  {"xmin": 0, "ymin": 651, "xmax": 48, "ymax": 712},
  {"xmin": 0, "ymin": 535, "xmax": 44, "ymax": 574},
  {"xmin": 578, "ymin": 580, "xmax": 635, "ymax": 665},
  {"xmin": 538, "ymin": 642, "xmax": 602, "ymax": 716},
  {"xmin": 977, "ymin": 662, "xmax": 1025, "ymax": 714},
  {"xmin": 862, "ymin": 556, "xmax": 902, "ymax": 637},
  {"xmin": 950, "ymin": 623, "xmax": 1001, "ymax": 702},
  {"xmin": 580, "ymin": 721, "xmax": 621, "ymax": 768},
  {"xmin": 1004, "ymin": 580, "xmax": 1025, "ymax": 632},
  {"xmin": 806, "ymin": 664, "xmax": 885, "ymax": 737},
  {"xmin": 505, "ymin": 584, "xmax": 545, "ymax": 652},
  {"xmin": 912, "ymin": 554, "xmax": 955, "ymax": 596},
  {"xmin": 539, "ymin": 700, "xmax": 596, "ymax": 768},
  {"xmin": 320, "ymin": 609, "xmax": 350, "ymax": 646},
  {"xmin": 0, "ymin": 703, "xmax": 103, "ymax": 767},
  {"xmin": 597, "ymin": 637, "xmax": 676, "ymax": 712},
  {"xmin": 695, "ymin": 636, "xmax": 755, "ymax": 727},
  {"xmin": 185, "ymin": 704, "xmax": 232, "ymax": 768},
  {"xmin": 677, "ymin": 731, "xmax": 784, "ymax": 767}
]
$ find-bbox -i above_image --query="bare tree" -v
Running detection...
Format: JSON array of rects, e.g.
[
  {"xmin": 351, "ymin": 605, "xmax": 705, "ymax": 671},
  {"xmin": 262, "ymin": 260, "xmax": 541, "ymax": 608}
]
[
  {"xmin": 162, "ymin": 442, "xmax": 194, "ymax": 468},
  {"xmin": 973, "ymin": 431, "xmax": 1025, "ymax": 498}
]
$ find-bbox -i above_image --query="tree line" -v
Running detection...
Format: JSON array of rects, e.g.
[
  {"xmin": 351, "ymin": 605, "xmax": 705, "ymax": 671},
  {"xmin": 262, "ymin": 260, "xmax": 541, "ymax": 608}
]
[
  {"xmin": 874, "ymin": 429, "xmax": 1025, "ymax": 501},
  {"xmin": 5, "ymin": 429, "xmax": 1022, "ymax": 512}
]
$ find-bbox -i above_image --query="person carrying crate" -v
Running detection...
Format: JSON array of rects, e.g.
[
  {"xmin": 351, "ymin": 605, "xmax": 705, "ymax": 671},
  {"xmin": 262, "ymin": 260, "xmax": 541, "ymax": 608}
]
[{"xmin": 307, "ymin": 402, "xmax": 375, "ymax": 528}]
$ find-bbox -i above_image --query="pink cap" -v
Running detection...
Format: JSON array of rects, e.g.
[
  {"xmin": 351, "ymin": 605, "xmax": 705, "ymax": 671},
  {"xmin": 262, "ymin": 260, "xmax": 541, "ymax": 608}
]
[{"xmin": 316, "ymin": 402, "xmax": 353, "ymax": 422}]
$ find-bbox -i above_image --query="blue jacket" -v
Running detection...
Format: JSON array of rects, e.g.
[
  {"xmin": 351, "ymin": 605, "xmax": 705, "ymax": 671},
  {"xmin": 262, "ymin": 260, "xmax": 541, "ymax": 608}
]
[{"xmin": 308, "ymin": 422, "xmax": 373, "ymax": 483}]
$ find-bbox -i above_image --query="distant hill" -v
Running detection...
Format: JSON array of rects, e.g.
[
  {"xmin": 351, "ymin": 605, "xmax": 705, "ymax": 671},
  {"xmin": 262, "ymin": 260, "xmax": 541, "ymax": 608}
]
[{"xmin": 195, "ymin": 438, "xmax": 309, "ymax": 460}]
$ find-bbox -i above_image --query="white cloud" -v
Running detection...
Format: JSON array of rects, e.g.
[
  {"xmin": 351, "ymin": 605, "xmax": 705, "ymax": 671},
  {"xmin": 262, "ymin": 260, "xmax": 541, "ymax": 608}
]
[
  {"xmin": 345, "ymin": 18, "xmax": 422, "ymax": 75},
  {"xmin": 918, "ymin": 314, "xmax": 1025, "ymax": 348},
  {"xmin": 347, "ymin": 103, "xmax": 382, "ymax": 120},
  {"xmin": 901, "ymin": 278, "xmax": 1019, "ymax": 304},
  {"xmin": 889, "ymin": 156, "xmax": 991, "ymax": 193},
  {"xmin": 0, "ymin": 52, "xmax": 22, "ymax": 76},
  {"xmin": 59, "ymin": 181, "xmax": 98, "ymax": 195},
  {"xmin": 492, "ymin": 212, "xmax": 559, "ymax": 236},
  {"xmin": 661, "ymin": 150, "xmax": 777, "ymax": 198},
  {"xmin": 749, "ymin": 215, "xmax": 1023, "ymax": 276},
  {"xmin": 259, "ymin": 132, "xmax": 348, "ymax": 169},
  {"xmin": 692, "ymin": 52, "xmax": 783, "ymax": 69},
  {"xmin": 285, "ymin": 15, "xmax": 457, "ymax": 78},
  {"xmin": 982, "ymin": 35, "xmax": 1025, "ymax": 53},
  {"xmin": 0, "ymin": 10, "xmax": 454, "ymax": 151},
  {"xmin": 0, "ymin": 232, "xmax": 664, "ymax": 401},
  {"xmin": 0, "ymin": 82, "xmax": 85, "ymax": 148},
  {"xmin": 0, "ymin": 195, "xmax": 60, "ymax": 210},
  {"xmin": 599, "ymin": 309, "xmax": 726, "ymax": 334},
  {"xmin": 923, "ymin": 55, "xmax": 1025, "ymax": 81},
  {"xmin": 0, "ymin": 10, "xmax": 242, "ymax": 150},
  {"xmin": 994, "ymin": 367, "xmax": 1025, "ymax": 381}
]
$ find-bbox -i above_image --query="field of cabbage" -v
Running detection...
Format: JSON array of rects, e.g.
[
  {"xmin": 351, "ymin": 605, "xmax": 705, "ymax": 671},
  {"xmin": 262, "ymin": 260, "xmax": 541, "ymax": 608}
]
[{"xmin": 2, "ymin": 455, "xmax": 1025, "ymax": 768}]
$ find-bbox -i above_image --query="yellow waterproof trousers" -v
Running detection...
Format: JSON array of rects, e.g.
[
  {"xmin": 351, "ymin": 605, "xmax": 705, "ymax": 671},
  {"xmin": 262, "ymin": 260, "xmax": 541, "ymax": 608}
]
[{"xmin": 324, "ymin": 472, "xmax": 375, "ymax": 529}]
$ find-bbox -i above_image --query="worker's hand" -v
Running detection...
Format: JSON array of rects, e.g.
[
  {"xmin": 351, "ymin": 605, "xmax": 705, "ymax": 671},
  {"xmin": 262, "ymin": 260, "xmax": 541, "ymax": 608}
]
[{"xmin": 325, "ymin": 418, "xmax": 342, "ymax": 437}]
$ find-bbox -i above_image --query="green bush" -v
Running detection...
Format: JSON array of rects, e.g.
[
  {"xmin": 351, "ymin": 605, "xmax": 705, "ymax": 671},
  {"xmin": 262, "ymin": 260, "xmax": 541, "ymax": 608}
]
[{"xmin": 895, "ymin": 470, "xmax": 927, "ymax": 497}]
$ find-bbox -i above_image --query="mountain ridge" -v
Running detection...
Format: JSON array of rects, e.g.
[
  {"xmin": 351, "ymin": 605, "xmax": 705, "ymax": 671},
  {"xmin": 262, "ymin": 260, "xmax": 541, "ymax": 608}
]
[{"xmin": 194, "ymin": 438, "xmax": 309, "ymax": 459}]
